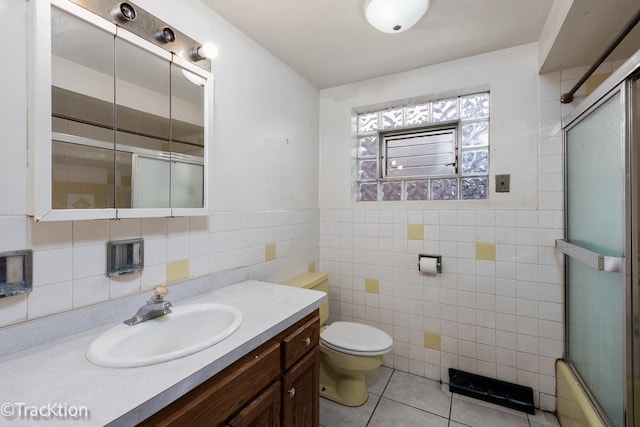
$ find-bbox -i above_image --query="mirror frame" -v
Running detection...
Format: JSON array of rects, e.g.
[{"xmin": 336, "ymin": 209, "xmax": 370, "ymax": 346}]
[{"xmin": 28, "ymin": 0, "xmax": 213, "ymax": 221}]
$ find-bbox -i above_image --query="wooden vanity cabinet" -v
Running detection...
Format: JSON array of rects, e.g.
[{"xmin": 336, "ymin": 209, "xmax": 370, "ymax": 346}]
[
  {"xmin": 227, "ymin": 382, "xmax": 281, "ymax": 427},
  {"xmin": 138, "ymin": 310, "xmax": 319, "ymax": 427},
  {"xmin": 281, "ymin": 315, "xmax": 320, "ymax": 427},
  {"xmin": 282, "ymin": 348, "xmax": 319, "ymax": 427}
]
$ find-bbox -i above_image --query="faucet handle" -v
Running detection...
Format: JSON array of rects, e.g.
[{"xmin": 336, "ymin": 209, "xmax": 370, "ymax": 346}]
[{"xmin": 151, "ymin": 285, "xmax": 169, "ymax": 302}]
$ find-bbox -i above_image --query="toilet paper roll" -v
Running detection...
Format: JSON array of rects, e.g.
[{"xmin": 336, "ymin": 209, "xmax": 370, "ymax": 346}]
[{"xmin": 419, "ymin": 257, "xmax": 438, "ymax": 274}]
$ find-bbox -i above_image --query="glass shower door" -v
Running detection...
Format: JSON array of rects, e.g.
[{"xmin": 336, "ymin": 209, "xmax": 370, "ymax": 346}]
[{"xmin": 564, "ymin": 88, "xmax": 627, "ymax": 427}]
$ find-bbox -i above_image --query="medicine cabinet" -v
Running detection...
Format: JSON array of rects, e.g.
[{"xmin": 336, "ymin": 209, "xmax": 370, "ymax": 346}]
[{"xmin": 28, "ymin": 0, "xmax": 213, "ymax": 221}]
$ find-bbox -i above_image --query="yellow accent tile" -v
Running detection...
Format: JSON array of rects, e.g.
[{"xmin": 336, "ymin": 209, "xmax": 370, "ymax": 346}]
[
  {"xmin": 423, "ymin": 332, "xmax": 441, "ymax": 351},
  {"xmin": 166, "ymin": 259, "xmax": 189, "ymax": 284},
  {"xmin": 265, "ymin": 243, "xmax": 276, "ymax": 262},
  {"xmin": 585, "ymin": 72, "xmax": 612, "ymax": 95},
  {"xmin": 407, "ymin": 224, "xmax": 424, "ymax": 240},
  {"xmin": 476, "ymin": 243, "xmax": 496, "ymax": 261},
  {"xmin": 308, "ymin": 262, "xmax": 316, "ymax": 272},
  {"xmin": 365, "ymin": 278, "xmax": 379, "ymax": 294}
]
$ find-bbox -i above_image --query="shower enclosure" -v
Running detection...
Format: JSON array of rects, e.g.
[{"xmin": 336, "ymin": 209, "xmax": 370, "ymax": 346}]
[{"xmin": 558, "ymin": 51, "xmax": 640, "ymax": 427}]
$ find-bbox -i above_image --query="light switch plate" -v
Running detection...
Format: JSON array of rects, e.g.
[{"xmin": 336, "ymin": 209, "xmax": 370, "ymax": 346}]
[{"xmin": 495, "ymin": 174, "xmax": 510, "ymax": 192}]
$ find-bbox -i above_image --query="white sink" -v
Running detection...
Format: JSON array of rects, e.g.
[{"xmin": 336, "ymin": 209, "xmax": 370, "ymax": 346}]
[{"xmin": 86, "ymin": 303, "xmax": 243, "ymax": 368}]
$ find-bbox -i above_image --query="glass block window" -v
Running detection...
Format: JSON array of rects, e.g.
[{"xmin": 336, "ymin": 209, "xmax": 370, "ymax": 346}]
[
  {"xmin": 354, "ymin": 92, "xmax": 489, "ymax": 201},
  {"xmin": 382, "ymin": 181, "xmax": 402, "ymax": 201}
]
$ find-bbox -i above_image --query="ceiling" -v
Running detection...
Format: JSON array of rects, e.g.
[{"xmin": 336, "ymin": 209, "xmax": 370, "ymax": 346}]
[
  {"xmin": 200, "ymin": 0, "xmax": 640, "ymax": 89},
  {"xmin": 539, "ymin": 0, "xmax": 640, "ymax": 73}
]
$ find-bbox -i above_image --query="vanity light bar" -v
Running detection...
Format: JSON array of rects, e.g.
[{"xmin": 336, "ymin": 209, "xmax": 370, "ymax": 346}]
[{"xmin": 65, "ymin": 0, "xmax": 213, "ymax": 71}]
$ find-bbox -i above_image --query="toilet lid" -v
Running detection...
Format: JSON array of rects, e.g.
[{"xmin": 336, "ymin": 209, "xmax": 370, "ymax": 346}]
[{"xmin": 320, "ymin": 322, "xmax": 393, "ymax": 356}]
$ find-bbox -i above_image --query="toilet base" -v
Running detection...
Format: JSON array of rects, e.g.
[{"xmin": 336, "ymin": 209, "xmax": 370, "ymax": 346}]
[{"xmin": 319, "ymin": 356, "xmax": 369, "ymax": 407}]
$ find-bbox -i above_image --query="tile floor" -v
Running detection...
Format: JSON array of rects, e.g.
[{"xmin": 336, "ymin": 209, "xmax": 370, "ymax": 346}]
[{"xmin": 320, "ymin": 367, "xmax": 561, "ymax": 427}]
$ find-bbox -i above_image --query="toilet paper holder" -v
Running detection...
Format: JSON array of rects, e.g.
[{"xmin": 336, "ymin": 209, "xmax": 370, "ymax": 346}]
[{"xmin": 418, "ymin": 254, "xmax": 442, "ymax": 274}]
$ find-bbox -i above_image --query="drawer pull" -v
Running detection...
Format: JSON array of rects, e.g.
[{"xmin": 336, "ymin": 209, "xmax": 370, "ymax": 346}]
[
  {"xmin": 288, "ymin": 387, "xmax": 296, "ymax": 399},
  {"xmin": 304, "ymin": 337, "xmax": 311, "ymax": 346}
]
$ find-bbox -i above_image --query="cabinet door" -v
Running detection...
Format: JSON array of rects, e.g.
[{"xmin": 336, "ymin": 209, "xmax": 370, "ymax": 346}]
[
  {"xmin": 227, "ymin": 382, "xmax": 281, "ymax": 427},
  {"xmin": 282, "ymin": 347, "xmax": 319, "ymax": 427},
  {"xmin": 137, "ymin": 342, "xmax": 280, "ymax": 427}
]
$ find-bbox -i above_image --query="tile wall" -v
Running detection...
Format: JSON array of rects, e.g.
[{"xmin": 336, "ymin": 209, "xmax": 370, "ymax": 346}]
[
  {"xmin": 319, "ymin": 207, "xmax": 563, "ymax": 411},
  {"xmin": 0, "ymin": 210, "xmax": 319, "ymax": 328},
  {"xmin": 319, "ymin": 59, "xmax": 625, "ymax": 412}
]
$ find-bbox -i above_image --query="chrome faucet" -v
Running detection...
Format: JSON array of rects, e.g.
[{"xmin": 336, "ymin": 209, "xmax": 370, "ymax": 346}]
[{"xmin": 123, "ymin": 286, "xmax": 172, "ymax": 326}]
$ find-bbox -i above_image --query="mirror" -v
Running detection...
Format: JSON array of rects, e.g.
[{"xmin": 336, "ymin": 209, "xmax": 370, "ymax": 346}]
[
  {"xmin": 51, "ymin": 7, "xmax": 115, "ymax": 209},
  {"xmin": 47, "ymin": 3, "xmax": 209, "ymax": 217}
]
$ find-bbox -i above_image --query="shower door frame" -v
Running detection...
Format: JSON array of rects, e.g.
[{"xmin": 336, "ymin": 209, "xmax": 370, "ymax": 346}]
[{"xmin": 561, "ymin": 49, "xmax": 640, "ymax": 427}]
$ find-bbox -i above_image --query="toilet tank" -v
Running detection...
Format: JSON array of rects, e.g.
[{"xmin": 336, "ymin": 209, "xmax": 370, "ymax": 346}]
[{"xmin": 282, "ymin": 272, "xmax": 329, "ymax": 325}]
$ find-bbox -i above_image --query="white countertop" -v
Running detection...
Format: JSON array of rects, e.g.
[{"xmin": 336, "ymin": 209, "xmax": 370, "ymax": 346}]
[{"xmin": 0, "ymin": 280, "xmax": 325, "ymax": 426}]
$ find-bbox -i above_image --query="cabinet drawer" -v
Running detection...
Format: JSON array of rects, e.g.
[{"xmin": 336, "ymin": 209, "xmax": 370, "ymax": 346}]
[
  {"xmin": 138, "ymin": 341, "xmax": 280, "ymax": 427},
  {"xmin": 281, "ymin": 313, "xmax": 319, "ymax": 370}
]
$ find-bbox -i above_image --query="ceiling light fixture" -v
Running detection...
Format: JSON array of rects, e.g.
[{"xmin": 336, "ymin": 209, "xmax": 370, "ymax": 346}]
[{"xmin": 364, "ymin": 0, "xmax": 430, "ymax": 34}]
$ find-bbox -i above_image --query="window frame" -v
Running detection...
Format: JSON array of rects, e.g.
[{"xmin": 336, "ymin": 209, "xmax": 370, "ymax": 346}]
[
  {"xmin": 380, "ymin": 123, "xmax": 458, "ymax": 180},
  {"xmin": 354, "ymin": 91, "xmax": 490, "ymax": 202}
]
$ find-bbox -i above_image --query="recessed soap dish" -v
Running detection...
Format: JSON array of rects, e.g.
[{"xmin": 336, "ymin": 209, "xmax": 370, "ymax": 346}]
[
  {"xmin": 0, "ymin": 250, "xmax": 33, "ymax": 298},
  {"xmin": 107, "ymin": 239, "xmax": 144, "ymax": 277}
]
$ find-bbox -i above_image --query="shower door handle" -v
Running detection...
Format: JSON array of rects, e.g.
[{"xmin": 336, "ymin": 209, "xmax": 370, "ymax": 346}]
[{"xmin": 555, "ymin": 239, "xmax": 625, "ymax": 273}]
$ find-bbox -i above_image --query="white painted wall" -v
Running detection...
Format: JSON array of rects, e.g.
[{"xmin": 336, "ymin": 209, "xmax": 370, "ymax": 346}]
[
  {"xmin": 133, "ymin": 0, "xmax": 320, "ymax": 212},
  {"xmin": 320, "ymin": 43, "xmax": 540, "ymax": 210},
  {"xmin": 0, "ymin": 0, "xmax": 319, "ymax": 326}
]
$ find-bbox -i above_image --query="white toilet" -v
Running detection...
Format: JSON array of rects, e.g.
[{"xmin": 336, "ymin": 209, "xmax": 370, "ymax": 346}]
[{"xmin": 282, "ymin": 272, "xmax": 393, "ymax": 407}]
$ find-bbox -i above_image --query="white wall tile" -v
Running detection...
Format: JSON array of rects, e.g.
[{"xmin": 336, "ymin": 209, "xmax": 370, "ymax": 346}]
[
  {"xmin": 73, "ymin": 275, "xmax": 110, "ymax": 308},
  {"xmin": 73, "ymin": 244, "xmax": 105, "ymax": 279},
  {"xmin": 189, "ymin": 233, "xmax": 209, "ymax": 258},
  {"xmin": 141, "ymin": 218, "xmax": 167, "ymax": 238},
  {"xmin": 0, "ymin": 216, "xmax": 27, "ymax": 252},
  {"xmin": 110, "ymin": 219, "xmax": 141, "ymax": 240},
  {"xmin": 497, "ymin": 330, "xmax": 517, "ymax": 350},
  {"xmin": 0, "ymin": 293, "xmax": 27, "ymax": 326},
  {"xmin": 190, "ymin": 256, "xmax": 209, "ymax": 278},
  {"xmin": 516, "ymin": 334, "xmax": 539, "ymax": 355},
  {"xmin": 27, "ymin": 281, "xmax": 73, "ymax": 319},
  {"xmin": 539, "ymin": 320, "xmax": 563, "ymax": 341},
  {"xmin": 141, "ymin": 264, "xmax": 166, "ymax": 290},
  {"xmin": 539, "ymin": 302, "xmax": 563, "ymax": 322},
  {"xmin": 423, "ymin": 211, "xmax": 439, "ymax": 225},
  {"xmin": 167, "ymin": 236, "xmax": 189, "ymax": 262},
  {"xmin": 497, "ymin": 348, "xmax": 516, "ymax": 368},
  {"xmin": 29, "ymin": 220, "xmax": 72, "ymax": 250},
  {"xmin": 145, "ymin": 238, "xmax": 167, "ymax": 266},
  {"xmin": 496, "ymin": 314, "xmax": 517, "ymax": 333},
  {"xmin": 73, "ymin": 220, "xmax": 109, "ymax": 246},
  {"xmin": 109, "ymin": 274, "xmax": 141, "ymax": 299},
  {"xmin": 33, "ymin": 248, "xmax": 73, "ymax": 287}
]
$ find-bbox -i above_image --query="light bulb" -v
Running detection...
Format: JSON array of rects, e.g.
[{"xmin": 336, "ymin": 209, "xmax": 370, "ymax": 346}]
[{"xmin": 197, "ymin": 42, "xmax": 218, "ymax": 60}]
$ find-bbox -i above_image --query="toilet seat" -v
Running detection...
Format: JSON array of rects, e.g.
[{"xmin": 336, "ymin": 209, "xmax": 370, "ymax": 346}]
[{"xmin": 320, "ymin": 322, "xmax": 393, "ymax": 356}]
